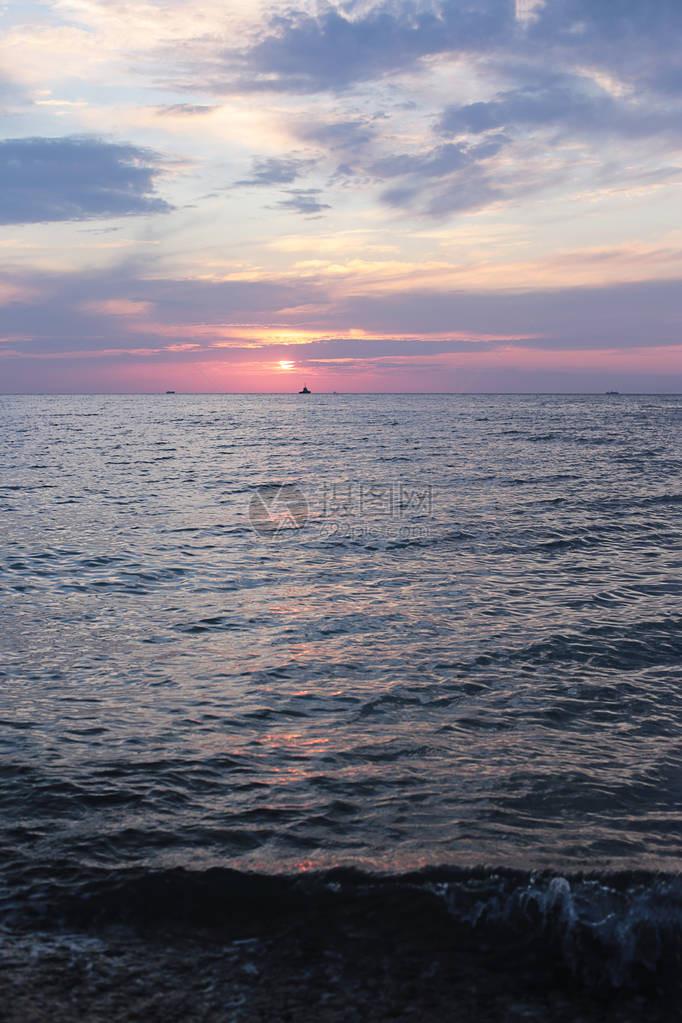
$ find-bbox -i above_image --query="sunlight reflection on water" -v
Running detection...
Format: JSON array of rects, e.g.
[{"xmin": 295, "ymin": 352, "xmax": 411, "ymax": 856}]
[{"xmin": 0, "ymin": 393, "xmax": 680, "ymax": 882}]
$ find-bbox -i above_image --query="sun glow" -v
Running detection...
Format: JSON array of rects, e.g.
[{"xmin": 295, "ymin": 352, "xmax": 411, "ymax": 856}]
[{"xmin": 278, "ymin": 360, "xmax": 295, "ymax": 371}]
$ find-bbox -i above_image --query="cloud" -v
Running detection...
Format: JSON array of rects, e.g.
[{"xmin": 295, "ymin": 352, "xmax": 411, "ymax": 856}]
[
  {"xmin": 0, "ymin": 136, "xmax": 172, "ymax": 224},
  {"xmin": 0, "ymin": 262, "xmax": 330, "ymax": 356},
  {"xmin": 367, "ymin": 136, "xmax": 506, "ymax": 214},
  {"xmin": 295, "ymin": 117, "xmax": 380, "ymax": 189},
  {"xmin": 372, "ymin": 137, "xmax": 507, "ymax": 179},
  {"xmin": 527, "ymin": 0, "xmax": 682, "ymax": 59},
  {"xmin": 196, "ymin": 0, "xmax": 682, "ymax": 126},
  {"xmin": 514, "ymin": 1, "xmax": 682, "ymax": 117},
  {"xmin": 2, "ymin": 259, "xmax": 681, "ymax": 398},
  {"xmin": 220, "ymin": 1, "xmax": 514, "ymax": 93},
  {"xmin": 281, "ymin": 336, "xmax": 497, "ymax": 361},
  {"xmin": 438, "ymin": 69, "xmax": 681, "ymax": 140},
  {"xmin": 371, "ymin": 141, "xmax": 468, "ymax": 179},
  {"xmin": 236, "ymin": 155, "xmax": 316, "ymax": 186},
  {"xmin": 0, "ymin": 75, "xmax": 30, "ymax": 115},
  {"xmin": 378, "ymin": 174, "xmax": 500, "ymax": 216},
  {"xmin": 276, "ymin": 189, "xmax": 331, "ymax": 215},
  {"xmin": 332, "ymin": 277, "xmax": 682, "ymax": 352},
  {"xmin": 142, "ymin": 2, "xmax": 681, "ymax": 223},
  {"xmin": 299, "ymin": 118, "xmax": 376, "ymax": 150},
  {"xmin": 156, "ymin": 104, "xmax": 218, "ymax": 116}
]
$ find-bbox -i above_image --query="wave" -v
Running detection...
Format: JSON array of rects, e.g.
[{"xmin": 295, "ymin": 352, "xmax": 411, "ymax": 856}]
[
  {"xmin": 6, "ymin": 865, "xmax": 681, "ymax": 992},
  {"xmin": 442, "ymin": 617, "xmax": 682, "ymax": 673},
  {"xmin": 514, "ymin": 617, "xmax": 682, "ymax": 670}
]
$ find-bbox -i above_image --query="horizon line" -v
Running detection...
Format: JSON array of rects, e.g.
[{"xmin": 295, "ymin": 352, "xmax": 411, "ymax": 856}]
[{"xmin": 1, "ymin": 391, "xmax": 681, "ymax": 398}]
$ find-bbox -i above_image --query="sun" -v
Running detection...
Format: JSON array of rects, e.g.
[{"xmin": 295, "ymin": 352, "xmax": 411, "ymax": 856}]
[{"xmin": 278, "ymin": 360, "xmax": 295, "ymax": 371}]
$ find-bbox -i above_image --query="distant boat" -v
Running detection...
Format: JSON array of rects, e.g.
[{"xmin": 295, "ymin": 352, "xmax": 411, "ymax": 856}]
[
  {"xmin": 299, "ymin": 384, "xmax": 311, "ymax": 394},
  {"xmin": 165, "ymin": 390, "xmax": 176, "ymax": 394},
  {"xmin": 605, "ymin": 390, "xmax": 620, "ymax": 395}
]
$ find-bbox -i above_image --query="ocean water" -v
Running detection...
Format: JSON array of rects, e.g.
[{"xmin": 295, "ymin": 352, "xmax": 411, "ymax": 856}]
[{"xmin": 1, "ymin": 393, "xmax": 681, "ymax": 988}]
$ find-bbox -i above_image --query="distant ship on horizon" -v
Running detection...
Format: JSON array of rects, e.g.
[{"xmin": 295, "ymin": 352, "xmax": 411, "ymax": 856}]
[
  {"xmin": 605, "ymin": 390, "xmax": 620, "ymax": 395},
  {"xmin": 299, "ymin": 384, "xmax": 311, "ymax": 394}
]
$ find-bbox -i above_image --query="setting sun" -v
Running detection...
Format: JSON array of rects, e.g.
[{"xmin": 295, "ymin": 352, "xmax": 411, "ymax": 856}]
[{"xmin": 278, "ymin": 360, "xmax": 295, "ymax": 371}]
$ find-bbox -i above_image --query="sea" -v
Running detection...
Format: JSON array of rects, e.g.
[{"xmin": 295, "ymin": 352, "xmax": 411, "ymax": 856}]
[{"xmin": 1, "ymin": 393, "xmax": 681, "ymax": 1011}]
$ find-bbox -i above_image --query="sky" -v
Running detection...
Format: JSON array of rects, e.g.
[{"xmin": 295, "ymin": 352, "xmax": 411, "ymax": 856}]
[{"xmin": 1, "ymin": 0, "xmax": 681, "ymax": 393}]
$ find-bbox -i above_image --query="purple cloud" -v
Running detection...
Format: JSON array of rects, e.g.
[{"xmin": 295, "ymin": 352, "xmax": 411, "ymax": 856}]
[{"xmin": 0, "ymin": 136, "xmax": 172, "ymax": 224}]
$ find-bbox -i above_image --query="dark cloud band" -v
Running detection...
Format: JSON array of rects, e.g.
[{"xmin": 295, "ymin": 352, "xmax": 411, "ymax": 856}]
[{"xmin": 0, "ymin": 136, "xmax": 172, "ymax": 224}]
